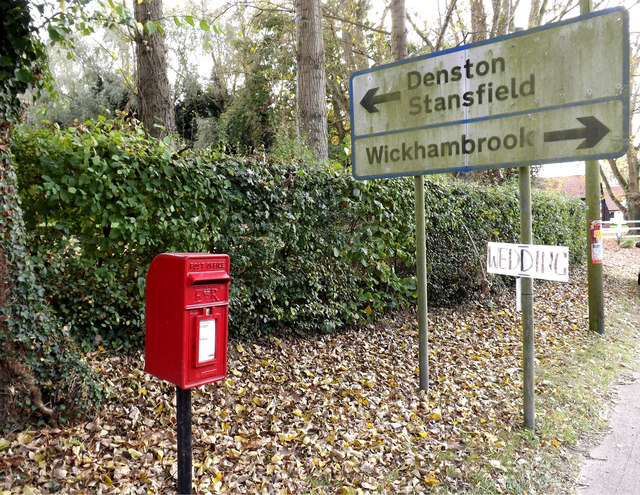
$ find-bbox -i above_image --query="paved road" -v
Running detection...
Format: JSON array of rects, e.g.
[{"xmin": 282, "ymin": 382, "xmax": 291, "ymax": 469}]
[{"xmin": 576, "ymin": 364, "xmax": 640, "ymax": 494}]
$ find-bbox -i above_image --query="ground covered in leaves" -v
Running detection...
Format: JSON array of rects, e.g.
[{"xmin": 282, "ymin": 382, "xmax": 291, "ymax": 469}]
[{"xmin": 2, "ymin": 240, "xmax": 639, "ymax": 494}]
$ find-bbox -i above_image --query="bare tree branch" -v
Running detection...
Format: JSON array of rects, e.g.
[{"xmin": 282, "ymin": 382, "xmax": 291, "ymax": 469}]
[
  {"xmin": 607, "ymin": 157, "xmax": 629, "ymax": 190},
  {"xmin": 406, "ymin": 13, "xmax": 434, "ymax": 51},
  {"xmin": 600, "ymin": 164, "xmax": 627, "ymax": 215},
  {"xmin": 435, "ymin": 0, "xmax": 457, "ymax": 51}
]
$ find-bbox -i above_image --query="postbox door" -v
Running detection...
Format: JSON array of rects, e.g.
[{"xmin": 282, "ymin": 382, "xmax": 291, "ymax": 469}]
[{"xmin": 187, "ymin": 305, "xmax": 228, "ymax": 386}]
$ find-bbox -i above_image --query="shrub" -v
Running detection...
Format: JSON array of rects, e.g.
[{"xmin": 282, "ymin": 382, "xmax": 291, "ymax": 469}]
[{"xmin": 11, "ymin": 118, "xmax": 586, "ymax": 347}]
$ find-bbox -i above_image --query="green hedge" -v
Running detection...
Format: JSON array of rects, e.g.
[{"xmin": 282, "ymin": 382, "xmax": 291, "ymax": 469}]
[{"xmin": 11, "ymin": 119, "xmax": 586, "ymax": 347}]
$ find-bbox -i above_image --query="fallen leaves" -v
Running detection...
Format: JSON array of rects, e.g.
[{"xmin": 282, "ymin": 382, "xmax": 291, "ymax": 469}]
[{"xmin": 1, "ymin": 240, "xmax": 639, "ymax": 493}]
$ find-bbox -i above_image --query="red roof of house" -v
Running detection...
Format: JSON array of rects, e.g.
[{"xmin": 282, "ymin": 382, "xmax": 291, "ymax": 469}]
[{"xmin": 537, "ymin": 175, "xmax": 623, "ymax": 212}]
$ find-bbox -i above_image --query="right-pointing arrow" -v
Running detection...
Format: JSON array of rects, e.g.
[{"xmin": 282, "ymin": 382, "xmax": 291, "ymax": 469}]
[{"xmin": 543, "ymin": 116, "xmax": 610, "ymax": 149}]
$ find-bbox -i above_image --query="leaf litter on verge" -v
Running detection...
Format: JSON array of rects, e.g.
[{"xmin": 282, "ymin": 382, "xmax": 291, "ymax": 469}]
[{"xmin": 1, "ymin": 240, "xmax": 639, "ymax": 493}]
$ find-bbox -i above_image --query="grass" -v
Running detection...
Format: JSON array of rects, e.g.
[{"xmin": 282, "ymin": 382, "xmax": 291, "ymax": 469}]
[{"xmin": 432, "ymin": 272, "xmax": 639, "ymax": 494}]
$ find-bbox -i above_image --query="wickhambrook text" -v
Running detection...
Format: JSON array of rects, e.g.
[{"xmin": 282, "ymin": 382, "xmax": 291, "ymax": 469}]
[{"xmin": 365, "ymin": 127, "xmax": 535, "ymax": 165}]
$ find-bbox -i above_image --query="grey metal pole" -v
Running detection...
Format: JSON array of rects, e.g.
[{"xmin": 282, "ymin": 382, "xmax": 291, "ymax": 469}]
[
  {"xmin": 414, "ymin": 175, "xmax": 429, "ymax": 392},
  {"xmin": 580, "ymin": 0, "xmax": 605, "ymax": 335},
  {"xmin": 585, "ymin": 162, "xmax": 605, "ymax": 334},
  {"xmin": 519, "ymin": 165, "xmax": 535, "ymax": 429},
  {"xmin": 390, "ymin": 0, "xmax": 428, "ymax": 392}
]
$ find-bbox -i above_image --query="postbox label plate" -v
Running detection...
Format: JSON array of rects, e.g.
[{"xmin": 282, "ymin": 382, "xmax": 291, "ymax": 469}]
[{"xmin": 197, "ymin": 318, "xmax": 217, "ymax": 364}]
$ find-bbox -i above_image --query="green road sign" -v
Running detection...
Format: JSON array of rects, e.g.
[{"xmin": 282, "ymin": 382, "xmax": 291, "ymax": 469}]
[{"xmin": 349, "ymin": 7, "xmax": 629, "ymax": 180}]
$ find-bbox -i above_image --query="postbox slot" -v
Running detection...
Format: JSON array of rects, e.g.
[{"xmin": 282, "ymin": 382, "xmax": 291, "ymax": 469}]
[{"xmin": 188, "ymin": 271, "xmax": 231, "ymax": 285}]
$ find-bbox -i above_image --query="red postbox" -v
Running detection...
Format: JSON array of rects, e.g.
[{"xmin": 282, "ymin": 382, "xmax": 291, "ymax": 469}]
[{"xmin": 145, "ymin": 253, "xmax": 230, "ymax": 389}]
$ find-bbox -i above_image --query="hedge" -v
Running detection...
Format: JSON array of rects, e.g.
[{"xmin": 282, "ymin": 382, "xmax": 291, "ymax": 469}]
[{"xmin": 11, "ymin": 118, "xmax": 586, "ymax": 348}]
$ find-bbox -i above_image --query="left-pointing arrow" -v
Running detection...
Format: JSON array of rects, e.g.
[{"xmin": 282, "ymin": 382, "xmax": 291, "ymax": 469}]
[
  {"xmin": 543, "ymin": 116, "xmax": 610, "ymax": 149},
  {"xmin": 360, "ymin": 87, "xmax": 401, "ymax": 114}
]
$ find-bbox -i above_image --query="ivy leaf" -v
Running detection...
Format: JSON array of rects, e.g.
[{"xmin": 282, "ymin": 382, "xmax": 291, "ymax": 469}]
[{"xmin": 14, "ymin": 69, "xmax": 32, "ymax": 83}]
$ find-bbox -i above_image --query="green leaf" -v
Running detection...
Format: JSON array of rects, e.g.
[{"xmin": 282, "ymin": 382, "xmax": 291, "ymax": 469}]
[
  {"xmin": 144, "ymin": 21, "xmax": 156, "ymax": 35},
  {"xmin": 199, "ymin": 19, "xmax": 210, "ymax": 31},
  {"xmin": 15, "ymin": 69, "xmax": 32, "ymax": 83},
  {"xmin": 47, "ymin": 25, "xmax": 65, "ymax": 42},
  {"xmin": 185, "ymin": 15, "xmax": 194, "ymax": 26}
]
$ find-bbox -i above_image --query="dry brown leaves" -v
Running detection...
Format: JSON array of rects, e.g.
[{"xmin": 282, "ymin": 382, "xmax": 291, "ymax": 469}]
[{"xmin": 2, "ymin": 240, "xmax": 639, "ymax": 494}]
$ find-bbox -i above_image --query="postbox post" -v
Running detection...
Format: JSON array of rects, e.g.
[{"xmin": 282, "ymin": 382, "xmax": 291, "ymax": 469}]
[
  {"xmin": 145, "ymin": 253, "xmax": 230, "ymax": 493},
  {"xmin": 176, "ymin": 387, "xmax": 192, "ymax": 495}
]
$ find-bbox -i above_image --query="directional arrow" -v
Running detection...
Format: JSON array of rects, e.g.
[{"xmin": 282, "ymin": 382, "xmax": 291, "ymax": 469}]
[
  {"xmin": 360, "ymin": 87, "xmax": 401, "ymax": 114},
  {"xmin": 543, "ymin": 116, "xmax": 610, "ymax": 149}
]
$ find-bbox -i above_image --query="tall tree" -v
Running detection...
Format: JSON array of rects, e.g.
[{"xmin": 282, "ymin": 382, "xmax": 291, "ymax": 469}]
[
  {"xmin": 295, "ymin": 0, "xmax": 328, "ymax": 161},
  {"xmin": 133, "ymin": 0, "xmax": 176, "ymax": 139},
  {"xmin": 603, "ymin": 43, "xmax": 640, "ymax": 220},
  {"xmin": 391, "ymin": 0, "xmax": 407, "ymax": 60},
  {"xmin": 323, "ymin": 0, "xmax": 372, "ymax": 149}
]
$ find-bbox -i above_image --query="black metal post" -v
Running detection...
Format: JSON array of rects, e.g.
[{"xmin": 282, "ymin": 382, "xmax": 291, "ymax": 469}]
[{"xmin": 176, "ymin": 386, "xmax": 192, "ymax": 495}]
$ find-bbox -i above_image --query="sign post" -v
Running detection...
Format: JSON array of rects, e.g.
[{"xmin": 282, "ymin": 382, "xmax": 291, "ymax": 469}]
[
  {"xmin": 487, "ymin": 241, "xmax": 570, "ymax": 428},
  {"xmin": 176, "ymin": 387, "xmax": 192, "ymax": 494},
  {"xmin": 414, "ymin": 175, "xmax": 429, "ymax": 391},
  {"xmin": 581, "ymin": 0, "xmax": 606, "ymax": 335},
  {"xmin": 349, "ymin": 9, "xmax": 628, "ymax": 399},
  {"xmin": 519, "ymin": 165, "xmax": 535, "ymax": 428}
]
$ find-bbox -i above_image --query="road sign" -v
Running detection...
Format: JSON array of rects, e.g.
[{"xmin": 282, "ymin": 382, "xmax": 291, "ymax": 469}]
[
  {"xmin": 349, "ymin": 7, "xmax": 629, "ymax": 179},
  {"xmin": 486, "ymin": 242, "xmax": 569, "ymax": 282}
]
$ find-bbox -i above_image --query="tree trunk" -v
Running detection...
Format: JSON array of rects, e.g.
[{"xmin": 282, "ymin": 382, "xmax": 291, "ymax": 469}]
[
  {"xmin": 626, "ymin": 149, "xmax": 640, "ymax": 221},
  {"xmin": 600, "ymin": 167, "xmax": 627, "ymax": 216},
  {"xmin": 624, "ymin": 52, "xmax": 640, "ymax": 221},
  {"xmin": 134, "ymin": 0, "xmax": 176, "ymax": 140},
  {"xmin": 295, "ymin": 0, "xmax": 328, "ymax": 162},
  {"xmin": 470, "ymin": 0, "xmax": 488, "ymax": 42},
  {"xmin": 390, "ymin": 0, "xmax": 406, "ymax": 61}
]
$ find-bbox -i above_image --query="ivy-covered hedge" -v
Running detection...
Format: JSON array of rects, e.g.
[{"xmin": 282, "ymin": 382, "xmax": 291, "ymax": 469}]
[
  {"xmin": 1, "ymin": 147, "xmax": 105, "ymax": 429},
  {"xmin": 11, "ymin": 119, "xmax": 586, "ymax": 347}
]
